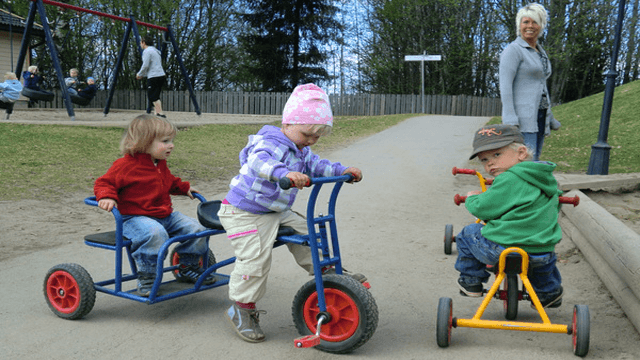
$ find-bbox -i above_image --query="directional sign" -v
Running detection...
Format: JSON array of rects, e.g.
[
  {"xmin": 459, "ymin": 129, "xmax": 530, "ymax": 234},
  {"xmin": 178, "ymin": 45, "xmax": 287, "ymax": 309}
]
[
  {"xmin": 404, "ymin": 53, "xmax": 442, "ymax": 113},
  {"xmin": 404, "ymin": 55, "xmax": 442, "ymax": 62}
]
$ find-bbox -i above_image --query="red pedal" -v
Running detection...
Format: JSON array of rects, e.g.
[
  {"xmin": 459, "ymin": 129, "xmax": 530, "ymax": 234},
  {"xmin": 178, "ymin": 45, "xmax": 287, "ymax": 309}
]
[
  {"xmin": 362, "ymin": 281, "xmax": 371, "ymax": 289},
  {"xmin": 294, "ymin": 334, "xmax": 320, "ymax": 348}
]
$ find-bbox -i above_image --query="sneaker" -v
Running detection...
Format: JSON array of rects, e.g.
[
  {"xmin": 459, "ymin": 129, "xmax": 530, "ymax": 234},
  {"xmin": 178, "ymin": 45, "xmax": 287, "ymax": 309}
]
[
  {"xmin": 322, "ymin": 266, "xmax": 368, "ymax": 283},
  {"xmin": 532, "ymin": 286, "xmax": 563, "ymax": 309},
  {"xmin": 226, "ymin": 303, "xmax": 266, "ymax": 343},
  {"xmin": 137, "ymin": 273, "xmax": 155, "ymax": 297},
  {"xmin": 458, "ymin": 278, "xmax": 483, "ymax": 297},
  {"xmin": 178, "ymin": 264, "xmax": 217, "ymax": 285}
]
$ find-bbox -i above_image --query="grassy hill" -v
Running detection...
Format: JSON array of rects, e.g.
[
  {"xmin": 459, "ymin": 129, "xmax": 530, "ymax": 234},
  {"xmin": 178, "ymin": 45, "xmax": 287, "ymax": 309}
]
[{"xmin": 492, "ymin": 80, "xmax": 640, "ymax": 174}]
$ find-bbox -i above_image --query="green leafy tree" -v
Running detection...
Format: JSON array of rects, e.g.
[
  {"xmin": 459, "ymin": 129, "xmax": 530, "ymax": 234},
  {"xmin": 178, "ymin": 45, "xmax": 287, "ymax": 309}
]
[{"xmin": 239, "ymin": 0, "xmax": 342, "ymax": 92}]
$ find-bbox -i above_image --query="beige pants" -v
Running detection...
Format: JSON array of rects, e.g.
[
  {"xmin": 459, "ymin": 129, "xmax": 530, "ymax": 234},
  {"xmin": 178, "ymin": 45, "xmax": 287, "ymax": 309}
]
[{"xmin": 217, "ymin": 204, "xmax": 314, "ymax": 304}]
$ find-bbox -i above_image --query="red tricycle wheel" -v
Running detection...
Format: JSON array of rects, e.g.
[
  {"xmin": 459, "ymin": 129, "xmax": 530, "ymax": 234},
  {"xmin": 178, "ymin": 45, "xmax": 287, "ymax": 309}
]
[
  {"xmin": 43, "ymin": 263, "xmax": 95, "ymax": 320},
  {"xmin": 572, "ymin": 304, "xmax": 590, "ymax": 357},
  {"xmin": 436, "ymin": 297, "xmax": 453, "ymax": 348},
  {"xmin": 292, "ymin": 274, "xmax": 378, "ymax": 353},
  {"xmin": 170, "ymin": 248, "xmax": 216, "ymax": 280},
  {"xmin": 302, "ymin": 287, "xmax": 359, "ymax": 341},
  {"xmin": 444, "ymin": 224, "xmax": 454, "ymax": 255}
]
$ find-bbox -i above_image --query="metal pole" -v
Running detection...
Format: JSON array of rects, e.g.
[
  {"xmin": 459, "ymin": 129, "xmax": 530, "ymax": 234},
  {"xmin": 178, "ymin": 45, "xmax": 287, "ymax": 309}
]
[
  {"xmin": 421, "ymin": 51, "xmax": 425, "ymax": 114},
  {"xmin": 587, "ymin": 0, "xmax": 626, "ymax": 175}
]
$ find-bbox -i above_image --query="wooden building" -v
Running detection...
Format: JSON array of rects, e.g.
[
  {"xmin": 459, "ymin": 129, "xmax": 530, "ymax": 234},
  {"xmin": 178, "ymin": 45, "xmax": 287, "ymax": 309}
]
[{"xmin": 0, "ymin": 8, "xmax": 44, "ymax": 76}]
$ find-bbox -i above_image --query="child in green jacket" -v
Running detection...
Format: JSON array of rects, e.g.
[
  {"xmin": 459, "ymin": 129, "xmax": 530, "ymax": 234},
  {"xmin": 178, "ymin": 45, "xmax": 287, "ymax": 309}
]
[{"xmin": 455, "ymin": 124, "xmax": 564, "ymax": 309}]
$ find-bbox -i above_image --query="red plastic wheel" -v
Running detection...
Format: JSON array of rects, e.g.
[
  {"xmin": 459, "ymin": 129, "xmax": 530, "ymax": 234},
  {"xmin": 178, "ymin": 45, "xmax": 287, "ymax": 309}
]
[
  {"xmin": 292, "ymin": 274, "xmax": 378, "ymax": 353},
  {"xmin": 170, "ymin": 248, "xmax": 216, "ymax": 280},
  {"xmin": 43, "ymin": 263, "xmax": 95, "ymax": 320},
  {"xmin": 46, "ymin": 270, "xmax": 81, "ymax": 314},
  {"xmin": 303, "ymin": 288, "xmax": 360, "ymax": 342}
]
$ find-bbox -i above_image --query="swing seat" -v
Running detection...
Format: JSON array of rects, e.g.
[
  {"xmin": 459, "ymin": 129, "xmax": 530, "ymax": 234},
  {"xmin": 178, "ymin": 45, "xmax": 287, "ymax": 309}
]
[
  {"xmin": 21, "ymin": 88, "xmax": 55, "ymax": 102},
  {"xmin": 69, "ymin": 94, "xmax": 92, "ymax": 106}
]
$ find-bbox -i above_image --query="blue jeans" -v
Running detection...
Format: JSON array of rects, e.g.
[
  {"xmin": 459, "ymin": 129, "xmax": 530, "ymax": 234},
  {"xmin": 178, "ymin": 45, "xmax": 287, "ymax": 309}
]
[
  {"xmin": 67, "ymin": 88, "xmax": 78, "ymax": 96},
  {"xmin": 522, "ymin": 109, "xmax": 547, "ymax": 161},
  {"xmin": 123, "ymin": 211, "xmax": 208, "ymax": 274},
  {"xmin": 455, "ymin": 223, "xmax": 562, "ymax": 297}
]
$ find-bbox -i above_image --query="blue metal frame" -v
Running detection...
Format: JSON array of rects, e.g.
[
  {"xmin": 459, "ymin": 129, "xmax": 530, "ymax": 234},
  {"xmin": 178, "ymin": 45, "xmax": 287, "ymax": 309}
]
[{"xmin": 81, "ymin": 174, "xmax": 352, "ymax": 309}]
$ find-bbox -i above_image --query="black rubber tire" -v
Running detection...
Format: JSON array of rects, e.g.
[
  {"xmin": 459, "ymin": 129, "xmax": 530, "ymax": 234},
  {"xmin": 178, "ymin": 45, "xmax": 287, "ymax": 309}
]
[
  {"xmin": 43, "ymin": 263, "xmax": 96, "ymax": 320},
  {"xmin": 170, "ymin": 248, "xmax": 216, "ymax": 281},
  {"xmin": 444, "ymin": 224, "xmax": 454, "ymax": 255},
  {"xmin": 436, "ymin": 297, "xmax": 453, "ymax": 348},
  {"xmin": 21, "ymin": 87, "xmax": 54, "ymax": 101},
  {"xmin": 504, "ymin": 275, "xmax": 519, "ymax": 320},
  {"xmin": 69, "ymin": 94, "xmax": 92, "ymax": 106},
  {"xmin": 292, "ymin": 274, "xmax": 378, "ymax": 354},
  {"xmin": 572, "ymin": 304, "xmax": 590, "ymax": 357}
]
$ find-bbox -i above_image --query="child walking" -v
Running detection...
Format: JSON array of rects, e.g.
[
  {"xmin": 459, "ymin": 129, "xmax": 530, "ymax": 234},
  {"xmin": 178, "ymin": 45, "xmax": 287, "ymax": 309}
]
[
  {"xmin": 455, "ymin": 124, "xmax": 564, "ymax": 308},
  {"xmin": 217, "ymin": 83, "xmax": 365, "ymax": 343},
  {"xmin": 94, "ymin": 114, "xmax": 215, "ymax": 296}
]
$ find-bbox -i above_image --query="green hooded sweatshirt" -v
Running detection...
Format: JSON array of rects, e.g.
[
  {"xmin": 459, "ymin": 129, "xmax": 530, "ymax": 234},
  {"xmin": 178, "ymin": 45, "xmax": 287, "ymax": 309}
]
[{"xmin": 465, "ymin": 161, "xmax": 563, "ymax": 253}]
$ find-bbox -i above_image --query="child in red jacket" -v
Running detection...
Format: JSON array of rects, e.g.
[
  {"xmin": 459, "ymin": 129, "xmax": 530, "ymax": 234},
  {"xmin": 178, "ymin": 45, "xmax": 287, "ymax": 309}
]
[{"xmin": 94, "ymin": 114, "xmax": 215, "ymax": 296}]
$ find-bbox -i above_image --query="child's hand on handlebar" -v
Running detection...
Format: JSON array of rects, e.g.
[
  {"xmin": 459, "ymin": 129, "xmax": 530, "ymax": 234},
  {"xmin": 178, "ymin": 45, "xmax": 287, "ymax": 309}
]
[
  {"xmin": 187, "ymin": 187, "xmax": 199, "ymax": 199},
  {"xmin": 286, "ymin": 172, "xmax": 310, "ymax": 189},
  {"xmin": 466, "ymin": 190, "xmax": 482, "ymax": 197},
  {"xmin": 98, "ymin": 198, "xmax": 117, "ymax": 212},
  {"xmin": 342, "ymin": 167, "xmax": 363, "ymax": 183}
]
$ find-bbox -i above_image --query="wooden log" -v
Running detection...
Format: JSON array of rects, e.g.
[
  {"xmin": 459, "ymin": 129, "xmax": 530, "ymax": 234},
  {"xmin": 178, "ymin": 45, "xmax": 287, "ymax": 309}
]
[
  {"xmin": 561, "ymin": 189, "xmax": 640, "ymax": 300},
  {"xmin": 560, "ymin": 214, "xmax": 640, "ymax": 333}
]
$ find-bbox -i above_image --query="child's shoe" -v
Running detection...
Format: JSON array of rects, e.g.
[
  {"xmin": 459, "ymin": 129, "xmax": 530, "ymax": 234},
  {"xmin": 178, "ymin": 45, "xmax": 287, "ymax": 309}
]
[
  {"xmin": 532, "ymin": 286, "xmax": 563, "ymax": 309},
  {"xmin": 321, "ymin": 266, "xmax": 368, "ymax": 283},
  {"xmin": 458, "ymin": 278, "xmax": 483, "ymax": 297},
  {"xmin": 178, "ymin": 264, "xmax": 217, "ymax": 285},
  {"xmin": 226, "ymin": 303, "xmax": 266, "ymax": 343},
  {"xmin": 137, "ymin": 273, "xmax": 155, "ymax": 297}
]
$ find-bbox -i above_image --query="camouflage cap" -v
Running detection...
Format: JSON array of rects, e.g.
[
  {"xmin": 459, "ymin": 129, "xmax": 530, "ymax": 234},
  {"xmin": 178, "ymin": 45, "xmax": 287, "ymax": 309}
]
[{"xmin": 470, "ymin": 124, "xmax": 524, "ymax": 160}]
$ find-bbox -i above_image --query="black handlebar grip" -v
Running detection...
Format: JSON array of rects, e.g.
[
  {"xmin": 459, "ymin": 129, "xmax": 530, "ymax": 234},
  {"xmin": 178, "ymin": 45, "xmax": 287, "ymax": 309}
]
[{"xmin": 279, "ymin": 177, "xmax": 293, "ymax": 190}]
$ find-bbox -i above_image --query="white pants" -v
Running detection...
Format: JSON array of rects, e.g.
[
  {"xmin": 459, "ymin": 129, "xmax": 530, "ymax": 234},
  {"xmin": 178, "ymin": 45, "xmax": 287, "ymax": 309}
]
[{"xmin": 217, "ymin": 204, "xmax": 314, "ymax": 304}]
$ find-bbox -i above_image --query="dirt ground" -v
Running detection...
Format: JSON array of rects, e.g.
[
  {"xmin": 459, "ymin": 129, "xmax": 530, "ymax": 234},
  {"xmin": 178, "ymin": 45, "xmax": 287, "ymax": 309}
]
[
  {"xmin": 2, "ymin": 112, "xmax": 640, "ymax": 359},
  {"xmin": 5, "ymin": 107, "xmax": 281, "ymax": 126}
]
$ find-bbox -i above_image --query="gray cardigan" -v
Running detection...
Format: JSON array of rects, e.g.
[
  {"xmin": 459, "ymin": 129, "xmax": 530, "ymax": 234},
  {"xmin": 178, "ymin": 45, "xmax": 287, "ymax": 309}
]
[
  {"xmin": 499, "ymin": 37, "xmax": 554, "ymax": 135},
  {"xmin": 137, "ymin": 46, "xmax": 166, "ymax": 79}
]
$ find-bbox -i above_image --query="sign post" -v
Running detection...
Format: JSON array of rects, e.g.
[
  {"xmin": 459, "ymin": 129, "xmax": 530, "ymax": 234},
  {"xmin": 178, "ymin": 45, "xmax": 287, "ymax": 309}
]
[{"xmin": 404, "ymin": 51, "xmax": 442, "ymax": 113}]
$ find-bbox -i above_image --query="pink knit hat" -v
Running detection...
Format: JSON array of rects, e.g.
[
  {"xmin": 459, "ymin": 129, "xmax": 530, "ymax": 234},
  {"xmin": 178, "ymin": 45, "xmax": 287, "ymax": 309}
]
[{"xmin": 282, "ymin": 83, "xmax": 333, "ymax": 126}]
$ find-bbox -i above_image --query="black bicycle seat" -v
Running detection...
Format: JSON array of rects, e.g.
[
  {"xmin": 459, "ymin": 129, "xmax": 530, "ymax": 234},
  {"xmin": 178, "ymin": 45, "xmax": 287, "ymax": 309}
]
[
  {"xmin": 197, "ymin": 200, "xmax": 224, "ymax": 229},
  {"xmin": 197, "ymin": 200, "xmax": 297, "ymax": 237}
]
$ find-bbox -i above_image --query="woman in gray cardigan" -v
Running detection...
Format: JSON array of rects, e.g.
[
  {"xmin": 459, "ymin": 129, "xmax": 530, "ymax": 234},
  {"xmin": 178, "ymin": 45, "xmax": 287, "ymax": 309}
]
[{"xmin": 499, "ymin": 3, "xmax": 560, "ymax": 161}]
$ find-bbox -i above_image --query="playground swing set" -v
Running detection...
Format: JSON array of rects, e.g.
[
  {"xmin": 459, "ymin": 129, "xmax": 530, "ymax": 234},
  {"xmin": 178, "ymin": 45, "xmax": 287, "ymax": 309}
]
[{"xmin": 13, "ymin": 0, "xmax": 201, "ymax": 120}]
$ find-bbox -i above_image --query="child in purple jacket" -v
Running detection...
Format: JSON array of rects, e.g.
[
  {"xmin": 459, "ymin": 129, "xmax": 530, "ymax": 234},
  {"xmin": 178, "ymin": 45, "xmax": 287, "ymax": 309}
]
[{"xmin": 217, "ymin": 83, "xmax": 364, "ymax": 343}]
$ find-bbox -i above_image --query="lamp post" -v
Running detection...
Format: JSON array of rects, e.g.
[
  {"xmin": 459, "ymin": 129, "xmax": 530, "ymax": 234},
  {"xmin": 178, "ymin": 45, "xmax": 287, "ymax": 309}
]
[{"xmin": 587, "ymin": 0, "xmax": 626, "ymax": 175}]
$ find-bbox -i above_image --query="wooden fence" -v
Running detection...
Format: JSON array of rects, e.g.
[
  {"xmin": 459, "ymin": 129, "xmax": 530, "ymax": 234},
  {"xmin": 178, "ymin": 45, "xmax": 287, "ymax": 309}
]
[{"xmin": 33, "ymin": 90, "xmax": 502, "ymax": 117}]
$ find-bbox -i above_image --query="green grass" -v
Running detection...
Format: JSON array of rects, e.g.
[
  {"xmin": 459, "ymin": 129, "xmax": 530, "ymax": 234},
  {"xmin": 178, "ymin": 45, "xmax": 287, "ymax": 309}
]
[
  {"xmin": 2, "ymin": 79, "xmax": 639, "ymax": 202},
  {"xmin": 0, "ymin": 114, "xmax": 413, "ymax": 201},
  {"xmin": 489, "ymin": 80, "xmax": 640, "ymax": 174}
]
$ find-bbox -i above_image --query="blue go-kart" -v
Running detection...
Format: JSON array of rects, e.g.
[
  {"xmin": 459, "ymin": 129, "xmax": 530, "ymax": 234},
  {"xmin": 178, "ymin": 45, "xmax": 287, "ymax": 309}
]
[{"xmin": 43, "ymin": 174, "xmax": 378, "ymax": 353}]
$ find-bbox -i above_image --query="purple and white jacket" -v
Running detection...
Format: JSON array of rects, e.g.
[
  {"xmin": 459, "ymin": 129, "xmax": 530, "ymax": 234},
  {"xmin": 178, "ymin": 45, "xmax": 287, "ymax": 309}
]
[{"xmin": 224, "ymin": 125, "xmax": 348, "ymax": 214}]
